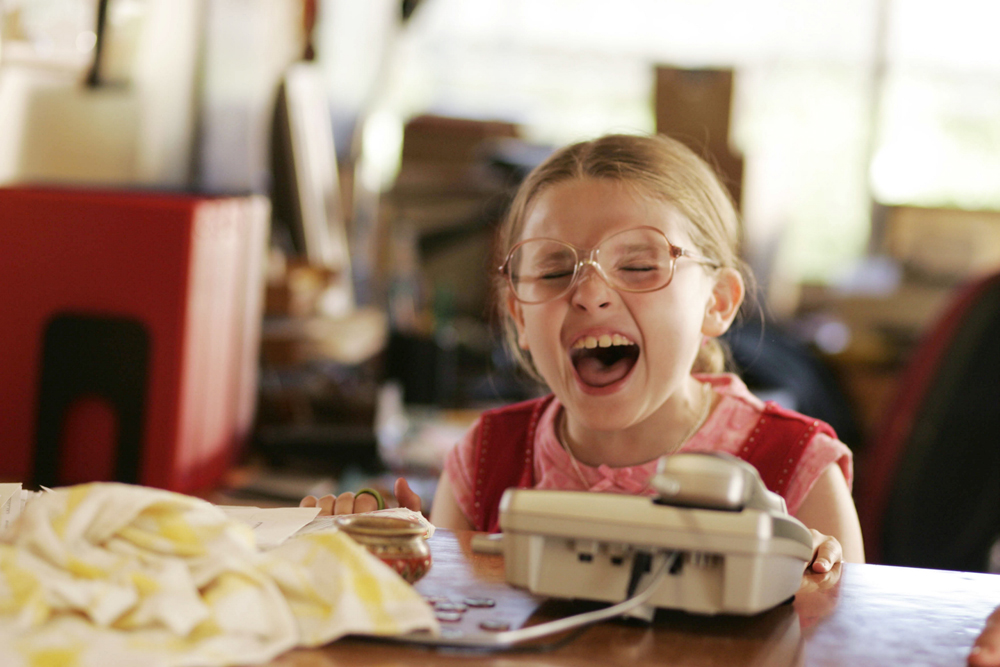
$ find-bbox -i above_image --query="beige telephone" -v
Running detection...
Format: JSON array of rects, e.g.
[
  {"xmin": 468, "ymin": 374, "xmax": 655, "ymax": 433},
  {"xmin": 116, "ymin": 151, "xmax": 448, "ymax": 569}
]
[{"xmin": 499, "ymin": 452, "xmax": 813, "ymax": 617}]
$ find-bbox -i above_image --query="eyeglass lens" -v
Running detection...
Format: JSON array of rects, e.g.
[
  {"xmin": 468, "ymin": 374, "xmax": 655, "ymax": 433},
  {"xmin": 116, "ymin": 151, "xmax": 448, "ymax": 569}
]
[{"xmin": 507, "ymin": 228, "xmax": 677, "ymax": 303}]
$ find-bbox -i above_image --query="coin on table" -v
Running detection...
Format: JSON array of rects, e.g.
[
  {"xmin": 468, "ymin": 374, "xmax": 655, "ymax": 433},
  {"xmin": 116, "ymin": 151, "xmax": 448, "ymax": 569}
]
[
  {"xmin": 435, "ymin": 610, "xmax": 464, "ymax": 623},
  {"xmin": 479, "ymin": 619, "xmax": 511, "ymax": 632},
  {"xmin": 463, "ymin": 597, "xmax": 496, "ymax": 608},
  {"xmin": 424, "ymin": 595, "xmax": 451, "ymax": 606}
]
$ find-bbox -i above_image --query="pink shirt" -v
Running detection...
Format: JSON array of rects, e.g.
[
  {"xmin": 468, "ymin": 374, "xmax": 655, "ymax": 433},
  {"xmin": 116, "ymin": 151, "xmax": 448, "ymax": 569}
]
[{"xmin": 443, "ymin": 373, "xmax": 853, "ymax": 523}]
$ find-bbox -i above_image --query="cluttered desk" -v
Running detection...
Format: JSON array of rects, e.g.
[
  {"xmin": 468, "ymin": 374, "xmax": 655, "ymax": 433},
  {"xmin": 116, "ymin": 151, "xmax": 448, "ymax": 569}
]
[
  {"xmin": 1, "ymin": 464, "xmax": 999, "ymax": 667},
  {"xmin": 268, "ymin": 454, "xmax": 1000, "ymax": 666},
  {"xmin": 273, "ymin": 529, "xmax": 1000, "ymax": 667}
]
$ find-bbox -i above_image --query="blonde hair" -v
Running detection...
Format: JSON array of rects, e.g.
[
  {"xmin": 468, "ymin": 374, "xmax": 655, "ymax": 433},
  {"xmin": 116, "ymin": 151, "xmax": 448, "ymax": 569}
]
[{"xmin": 494, "ymin": 132, "xmax": 751, "ymax": 383}]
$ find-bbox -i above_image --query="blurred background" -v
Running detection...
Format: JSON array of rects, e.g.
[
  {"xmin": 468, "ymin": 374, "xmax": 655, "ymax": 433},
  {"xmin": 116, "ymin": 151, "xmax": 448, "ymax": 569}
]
[{"xmin": 2, "ymin": 0, "xmax": 999, "ymax": 572}]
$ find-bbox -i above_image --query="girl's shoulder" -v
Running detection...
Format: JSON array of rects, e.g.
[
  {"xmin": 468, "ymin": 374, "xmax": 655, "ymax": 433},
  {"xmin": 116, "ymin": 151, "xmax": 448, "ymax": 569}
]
[
  {"xmin": 687, "ymin": 373, "xmax": 772, "ymax": 451},
  {"xmin": 454, "ymin": 394, "xmax": 560, "ymax": 460},
  {"xmin": 695, "ymin": 372, "xmax": 765, "ymax": 409}
]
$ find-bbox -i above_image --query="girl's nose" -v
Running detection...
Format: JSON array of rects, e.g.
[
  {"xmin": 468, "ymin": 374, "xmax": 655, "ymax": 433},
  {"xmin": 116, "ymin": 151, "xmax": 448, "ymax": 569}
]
[{"xmin": 570, "ymin": 262, "xmax": 614, "ymax": 310}]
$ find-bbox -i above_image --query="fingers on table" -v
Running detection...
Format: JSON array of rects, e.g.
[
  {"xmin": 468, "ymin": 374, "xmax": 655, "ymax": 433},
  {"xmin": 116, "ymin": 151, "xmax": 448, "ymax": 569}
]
[
  {"xmin": 394, "ymin": 477, "xmax": 422, "ymax": 512},
  {"xmin": 299, "ymin": 494, "xmax": 337, "ymax": 515},
  {"xmin": 303, "ymin": 491, "xmax": 383, "ymax": 515},
  {"xmin": 810, "ymin": 530, "xmax": 843, "ymax": 573},
  {"xmin": 970, "ymin": 606, "xmax": 1000, "ymax": 666},
  {"xmin": 353, "ymin": 492, "xmax": 380, "ymax": 513},
  {"xmin": 335, "ymin": 492, "xmax": 360, "ymax": 515}
]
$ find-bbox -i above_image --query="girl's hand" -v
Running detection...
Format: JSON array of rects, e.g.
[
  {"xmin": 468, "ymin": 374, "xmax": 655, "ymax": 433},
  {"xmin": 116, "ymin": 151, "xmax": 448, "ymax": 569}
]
[
  {"xmin": 808, "ymin": 529, "xmax": 843, "ymax": 573},
  {"xmin": 299, "ymin": 478, "xmax": 423, "ymax": 516},
  {"xmin": 970, "ymin": 605, "xmax": 1000, "ymax": 666}
]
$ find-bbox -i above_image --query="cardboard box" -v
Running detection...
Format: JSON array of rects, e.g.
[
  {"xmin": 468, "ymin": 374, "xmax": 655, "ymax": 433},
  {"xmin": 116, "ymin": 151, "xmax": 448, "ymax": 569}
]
[
  {"xmin": 884, "ymin": 206, "xmax": 1000, "ymax": 282},
  {"xmin": 655, "ymin": 67, "xmax": 734, "ymax": 151},
  {"xmin": 655, "ymin": 67, "xmax": 744, "ymax": 208}
]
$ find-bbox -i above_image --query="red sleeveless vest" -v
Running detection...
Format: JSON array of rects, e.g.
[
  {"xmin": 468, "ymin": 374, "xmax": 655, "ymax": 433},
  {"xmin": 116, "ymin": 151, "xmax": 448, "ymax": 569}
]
[{"xmin": 471, "ymin": 395, "xmax": 836, "ymax": 533}]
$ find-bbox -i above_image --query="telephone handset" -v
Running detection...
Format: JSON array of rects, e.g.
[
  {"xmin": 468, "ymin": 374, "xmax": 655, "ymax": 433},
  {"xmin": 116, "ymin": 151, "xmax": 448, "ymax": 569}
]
[
  {"xmin": 650, "ymin": 451, "xmax": 788, "ymax": 514},
  {"xmin": 499, "ymin": 452, "xmax": 813, "ymax": 617}
]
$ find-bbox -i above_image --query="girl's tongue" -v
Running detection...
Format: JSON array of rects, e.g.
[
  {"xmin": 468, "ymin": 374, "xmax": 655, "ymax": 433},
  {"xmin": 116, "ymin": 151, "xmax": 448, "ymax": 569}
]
[{"xmin": 571, "ymin": 337, "xmax": 639, "ymax": 387}]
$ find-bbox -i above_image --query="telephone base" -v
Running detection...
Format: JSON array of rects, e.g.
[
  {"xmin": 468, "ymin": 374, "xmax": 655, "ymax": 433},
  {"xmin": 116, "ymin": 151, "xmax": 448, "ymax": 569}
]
[{"xmin": 499, "ymin": 487, "xmax": 813, "ymax": 616}]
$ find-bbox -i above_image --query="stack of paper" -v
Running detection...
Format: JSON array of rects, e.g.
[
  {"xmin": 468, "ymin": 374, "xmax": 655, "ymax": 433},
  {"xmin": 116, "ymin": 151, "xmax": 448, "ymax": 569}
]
[{"xmin": 0, "ymin": 483, "xmax": 38, "ymax": 533}]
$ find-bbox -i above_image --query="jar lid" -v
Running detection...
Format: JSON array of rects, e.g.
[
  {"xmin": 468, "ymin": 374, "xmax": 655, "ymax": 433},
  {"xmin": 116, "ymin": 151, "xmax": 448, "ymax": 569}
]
[{"xmin": 335, "ymin": 515, "xmax": 425, "ymax": 538}]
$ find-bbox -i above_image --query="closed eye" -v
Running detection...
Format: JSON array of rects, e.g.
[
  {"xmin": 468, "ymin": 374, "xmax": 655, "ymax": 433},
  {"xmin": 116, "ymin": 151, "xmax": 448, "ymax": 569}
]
[{"xmin": 540, "ymin": 269, "xmax": 574, "ymax": 280}]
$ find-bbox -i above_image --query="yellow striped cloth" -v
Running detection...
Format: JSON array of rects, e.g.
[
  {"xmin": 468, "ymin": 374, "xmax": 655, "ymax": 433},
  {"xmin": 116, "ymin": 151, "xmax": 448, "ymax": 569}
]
[{"xmin": 0, "ymin": 483, "xmax": 438, "ymax": 666}]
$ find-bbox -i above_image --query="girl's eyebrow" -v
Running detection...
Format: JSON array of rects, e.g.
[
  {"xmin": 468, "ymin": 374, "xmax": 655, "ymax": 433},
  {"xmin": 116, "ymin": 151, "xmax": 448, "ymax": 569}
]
[
  {"xmin": 535, "ymin": 251, "xmax": 574, "ymax": 264},
  {"xmin": 612, "ymin": 242, "xmax": 655, "ymax": 253}
]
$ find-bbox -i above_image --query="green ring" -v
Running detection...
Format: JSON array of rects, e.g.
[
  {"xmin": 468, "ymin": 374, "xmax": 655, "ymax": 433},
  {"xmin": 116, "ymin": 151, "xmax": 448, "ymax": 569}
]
[{"xmin": 355, "ymin": 487, "xmax": 385, "ymax": 510}]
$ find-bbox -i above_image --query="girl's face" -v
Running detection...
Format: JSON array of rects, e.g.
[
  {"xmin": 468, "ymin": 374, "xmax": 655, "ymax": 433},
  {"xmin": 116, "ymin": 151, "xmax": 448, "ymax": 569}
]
[{"xmin": 508, "ymin": 177, "xmax": 739, "ymax": 433}]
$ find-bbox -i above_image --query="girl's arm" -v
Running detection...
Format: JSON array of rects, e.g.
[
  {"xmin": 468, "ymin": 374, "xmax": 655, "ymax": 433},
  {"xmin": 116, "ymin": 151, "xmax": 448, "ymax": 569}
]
[
  {"xmin": 427, "ymin": 473, "xmax": 474, "ymax": 531},
  {"xmin": 794, "ymin": 462, "xmax": 866, "ymax": 567}
]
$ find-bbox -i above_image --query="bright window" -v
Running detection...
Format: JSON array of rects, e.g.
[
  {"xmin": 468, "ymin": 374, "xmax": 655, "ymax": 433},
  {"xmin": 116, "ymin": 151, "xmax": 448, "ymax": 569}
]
[{"xmin": 322, "ymin": 0, "xmax": 1000, "ymax": 285}]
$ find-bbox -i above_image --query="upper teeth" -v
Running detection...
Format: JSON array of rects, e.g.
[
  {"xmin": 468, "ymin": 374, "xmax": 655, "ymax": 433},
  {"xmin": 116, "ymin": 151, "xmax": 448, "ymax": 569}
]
[{"xmin": 572, "ymin": 334, "xmax": 634, "ymax": 349}]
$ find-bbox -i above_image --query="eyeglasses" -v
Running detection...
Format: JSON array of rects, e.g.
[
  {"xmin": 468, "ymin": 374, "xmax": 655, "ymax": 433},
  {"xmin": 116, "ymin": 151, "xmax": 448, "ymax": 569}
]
[{"xmin": 499, "ymin": 226, "xmax": 719, "ymax": 305}]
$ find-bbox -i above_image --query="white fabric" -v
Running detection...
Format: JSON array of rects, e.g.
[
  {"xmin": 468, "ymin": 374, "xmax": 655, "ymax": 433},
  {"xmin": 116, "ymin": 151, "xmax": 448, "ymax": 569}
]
[{"xmin": 0, "ymin": 483, "xmax": 437, "ymax": 667}]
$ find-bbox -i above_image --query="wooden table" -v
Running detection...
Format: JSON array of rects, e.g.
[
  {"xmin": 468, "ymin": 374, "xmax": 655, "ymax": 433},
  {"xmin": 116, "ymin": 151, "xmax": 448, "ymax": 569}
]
[{"xmin": 269, "ymin": 529, "xmax": 1000, "ymax": 666}]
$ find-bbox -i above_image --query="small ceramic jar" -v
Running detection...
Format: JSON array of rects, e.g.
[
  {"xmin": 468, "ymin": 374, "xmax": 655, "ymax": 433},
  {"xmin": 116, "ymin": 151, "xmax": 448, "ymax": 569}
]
[{"xmin": 336, "ymin": 515, "xmax": 432, "ymax": 584}]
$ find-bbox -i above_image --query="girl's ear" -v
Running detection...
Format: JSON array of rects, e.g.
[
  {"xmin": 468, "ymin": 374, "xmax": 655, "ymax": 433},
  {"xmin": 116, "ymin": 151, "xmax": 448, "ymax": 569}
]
[
  {"xmin": 702, "ymin": 268, "xmax": 745, "ymax": 337},
  {"xmin": 507, "ymin": 291, "xmax": 530, "ymax": 350}
]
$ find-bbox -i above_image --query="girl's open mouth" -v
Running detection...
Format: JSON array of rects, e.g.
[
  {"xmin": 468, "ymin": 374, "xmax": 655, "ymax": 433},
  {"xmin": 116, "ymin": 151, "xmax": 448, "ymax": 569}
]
[{"xmin": 570, "ymin": 335, "xmax": 639, "ymax": 388}]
